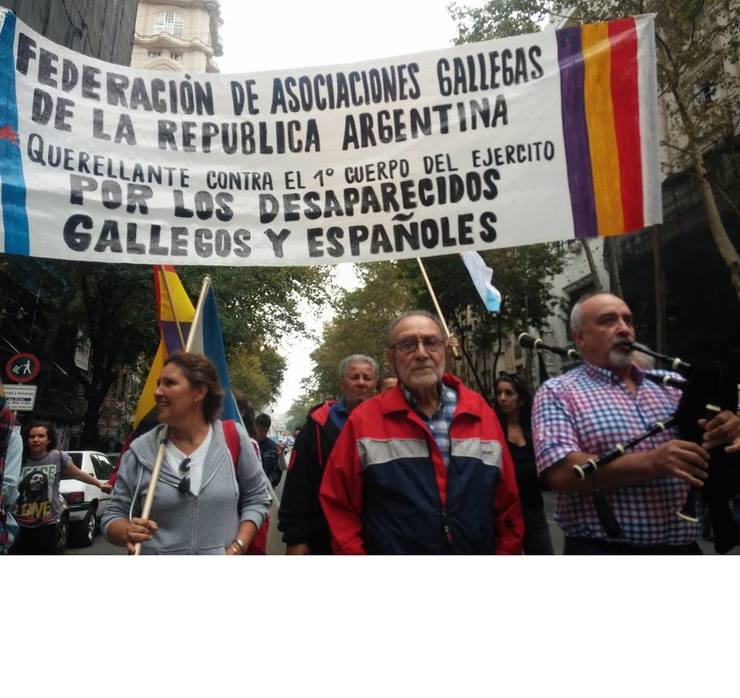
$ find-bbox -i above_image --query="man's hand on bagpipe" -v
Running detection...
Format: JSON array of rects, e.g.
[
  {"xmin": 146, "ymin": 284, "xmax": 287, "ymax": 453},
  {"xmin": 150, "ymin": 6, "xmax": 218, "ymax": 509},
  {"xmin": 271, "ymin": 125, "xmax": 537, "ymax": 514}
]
[
  {"xmin": 699, "ymin": 410, "xmax": 740, "ymax": 453},
  {"xmin": 649, "ymin": 439, "xmax": 710, "ymax": 488}
]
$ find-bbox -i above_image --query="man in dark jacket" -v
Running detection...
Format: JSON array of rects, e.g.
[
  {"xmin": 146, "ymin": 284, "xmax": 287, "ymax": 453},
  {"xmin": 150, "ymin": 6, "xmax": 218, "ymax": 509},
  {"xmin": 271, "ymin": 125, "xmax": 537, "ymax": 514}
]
[{"xmin": 278, "ymin": 354, "xmax": 378, "ymax": 554}]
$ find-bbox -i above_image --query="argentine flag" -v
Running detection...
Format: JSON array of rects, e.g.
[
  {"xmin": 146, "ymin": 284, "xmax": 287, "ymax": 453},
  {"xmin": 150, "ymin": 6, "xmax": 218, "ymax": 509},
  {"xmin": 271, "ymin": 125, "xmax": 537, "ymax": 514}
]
[{"xmin": 460, "ymin": 251, "xmax": 502, "ymax": 313}]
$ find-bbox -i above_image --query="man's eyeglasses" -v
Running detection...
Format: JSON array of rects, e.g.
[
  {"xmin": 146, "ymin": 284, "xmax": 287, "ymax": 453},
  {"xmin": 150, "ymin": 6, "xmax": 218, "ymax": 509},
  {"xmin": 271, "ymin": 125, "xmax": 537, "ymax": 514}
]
[
  {"xmin": 177, "ymin": 457, "xmax": 191, "ymax": 495},
  {"xmin": 390, "ymin": 335, "xmax": 445, "ymax": 355}
]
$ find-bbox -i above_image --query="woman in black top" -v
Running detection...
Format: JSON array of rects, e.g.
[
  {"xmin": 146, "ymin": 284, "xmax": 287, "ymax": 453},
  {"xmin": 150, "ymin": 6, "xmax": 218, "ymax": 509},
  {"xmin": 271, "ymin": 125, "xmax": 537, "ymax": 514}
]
[{"xmin": 495, "ymin": 373, "xmax": 553, "ymax": 555}]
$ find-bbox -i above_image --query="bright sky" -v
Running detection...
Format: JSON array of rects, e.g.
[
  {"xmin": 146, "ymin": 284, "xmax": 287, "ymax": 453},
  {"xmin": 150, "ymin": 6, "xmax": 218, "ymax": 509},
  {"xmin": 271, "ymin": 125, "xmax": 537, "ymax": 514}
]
[
  {"xmin": 216, "ymin": 0, "xmax": 480, "ymax": 418},
  {"xmin": 218, "ymin": 0, "xmax": 468, "ymax": 74}
]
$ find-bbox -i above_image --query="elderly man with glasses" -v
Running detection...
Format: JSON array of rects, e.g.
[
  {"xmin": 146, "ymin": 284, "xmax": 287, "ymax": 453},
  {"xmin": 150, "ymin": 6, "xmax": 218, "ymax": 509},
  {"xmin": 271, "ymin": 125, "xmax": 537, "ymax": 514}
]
[{"xmin": 319, "ymin": 310, "xmax": 523, "ymax": 554}]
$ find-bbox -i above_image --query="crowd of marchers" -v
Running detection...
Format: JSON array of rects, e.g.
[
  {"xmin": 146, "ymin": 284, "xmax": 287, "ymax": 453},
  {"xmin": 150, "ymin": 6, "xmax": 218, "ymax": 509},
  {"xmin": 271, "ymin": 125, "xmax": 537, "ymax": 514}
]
[{"xmin": 2, "ymin": 293, "xmax": 739, "ymax": 555}]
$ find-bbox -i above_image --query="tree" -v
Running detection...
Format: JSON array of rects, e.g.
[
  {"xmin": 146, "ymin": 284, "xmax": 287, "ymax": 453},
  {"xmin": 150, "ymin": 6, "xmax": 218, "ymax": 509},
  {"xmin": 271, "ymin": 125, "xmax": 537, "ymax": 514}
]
[
  {"xmin": 228, "ymin": 344, "xmax": 286, "ymax": 411},
  {"xmin": 285, "ymin": 391, "xmax": 321, "ymax": 433},
  {"xmin": 178, "ymin": 265, "xmax": 332, "ymax": 345},
  {"xmin": 305, "ymin": 262, "xmax": 415, "ymax": 401},
  {"xmin": 0, "ymin": 259, "xmax": 331, "ymax": 446},
  {"xmin": 397, "ymin": 247, "xmax": 564, "ymax": 395},
  {"xmin": 0, "ymin": 259, "xmax": 159, "ymax": 445},
  {"xmin": 451, "ymin": 0, "xmax": 740, "ymax": 297},
  {"xmin": 449, "ymin": 0, "xmax": 549, "ymax": 40}
]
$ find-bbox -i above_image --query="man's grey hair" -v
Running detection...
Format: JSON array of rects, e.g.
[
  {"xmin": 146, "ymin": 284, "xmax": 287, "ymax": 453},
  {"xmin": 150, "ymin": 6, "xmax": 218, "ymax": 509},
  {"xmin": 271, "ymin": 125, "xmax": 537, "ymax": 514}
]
[
  {"xmin": 386, "ymin": 310, "xmax": 445, "ymax": 346},
  {"xmin": 338, "ymin": 354, "xmax": 379, "ymax": 381},
  {"xmin": 569, "ymin": 292, "xmax": 624, "ymax": 333}
]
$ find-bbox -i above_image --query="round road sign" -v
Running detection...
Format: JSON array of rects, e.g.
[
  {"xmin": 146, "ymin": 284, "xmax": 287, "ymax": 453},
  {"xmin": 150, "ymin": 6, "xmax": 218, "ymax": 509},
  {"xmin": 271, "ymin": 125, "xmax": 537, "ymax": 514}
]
[{"xmin": 5, "ymin": 353, "xmax": 41, "ymax": 383}]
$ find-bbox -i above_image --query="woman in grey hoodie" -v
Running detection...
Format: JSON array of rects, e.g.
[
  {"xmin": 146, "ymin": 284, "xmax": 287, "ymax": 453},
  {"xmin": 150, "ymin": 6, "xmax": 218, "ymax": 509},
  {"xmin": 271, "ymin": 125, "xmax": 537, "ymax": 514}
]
[{"xmin": 102, "ymin": 352, "xmax": 271, "ymax": 555}]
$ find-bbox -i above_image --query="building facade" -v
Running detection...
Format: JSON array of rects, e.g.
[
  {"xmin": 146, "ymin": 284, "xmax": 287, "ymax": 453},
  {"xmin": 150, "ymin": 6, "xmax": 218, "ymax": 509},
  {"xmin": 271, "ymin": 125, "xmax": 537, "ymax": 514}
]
[
  {"xmin": 131, "ymin": 0, "xmax": 223, "ymax": 72},
  {"xmin": 0, "ymin": 0, "xmax": 138, "ymax": 64}
]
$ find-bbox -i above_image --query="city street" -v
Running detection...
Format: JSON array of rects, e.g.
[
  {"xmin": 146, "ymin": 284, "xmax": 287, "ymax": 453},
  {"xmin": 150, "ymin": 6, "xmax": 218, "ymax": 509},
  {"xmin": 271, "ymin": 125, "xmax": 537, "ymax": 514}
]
[
  {"xmin": 66, "ymin": 489, "xmax": 737, "ymax": 555},
  {"xmin": 67, "ymin": 534, "xmax": 126, "ymax": 555}
]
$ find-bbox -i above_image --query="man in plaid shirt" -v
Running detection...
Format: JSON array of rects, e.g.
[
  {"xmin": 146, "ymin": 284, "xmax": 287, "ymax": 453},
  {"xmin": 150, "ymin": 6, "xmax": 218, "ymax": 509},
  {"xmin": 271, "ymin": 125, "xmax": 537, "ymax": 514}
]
[{"xmin": 533, "ymin": 293, "xmax": 740, "ymax": 554}]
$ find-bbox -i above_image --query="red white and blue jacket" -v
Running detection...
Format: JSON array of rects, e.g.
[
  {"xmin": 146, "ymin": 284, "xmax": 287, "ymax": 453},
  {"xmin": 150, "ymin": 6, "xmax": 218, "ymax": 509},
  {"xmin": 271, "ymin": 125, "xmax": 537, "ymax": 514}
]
[{"xmin": 319, "ymin": 374, "xmax": 523, "ymax": 554}]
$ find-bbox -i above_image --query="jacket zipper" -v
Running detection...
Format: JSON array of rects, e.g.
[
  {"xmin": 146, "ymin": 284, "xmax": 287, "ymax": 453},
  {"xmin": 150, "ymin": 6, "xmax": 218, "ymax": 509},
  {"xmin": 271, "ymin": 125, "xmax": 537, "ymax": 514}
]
[{"xmin": 441, "ymin": 509, "xmax": 452, "ymax": 545}]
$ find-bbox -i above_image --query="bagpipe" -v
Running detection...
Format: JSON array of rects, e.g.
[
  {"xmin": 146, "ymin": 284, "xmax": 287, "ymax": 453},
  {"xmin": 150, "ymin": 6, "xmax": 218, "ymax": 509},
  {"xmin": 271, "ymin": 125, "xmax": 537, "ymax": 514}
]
[{"xmin": 518, "ymin": 333, "xmax": 740, "ymax": 552}]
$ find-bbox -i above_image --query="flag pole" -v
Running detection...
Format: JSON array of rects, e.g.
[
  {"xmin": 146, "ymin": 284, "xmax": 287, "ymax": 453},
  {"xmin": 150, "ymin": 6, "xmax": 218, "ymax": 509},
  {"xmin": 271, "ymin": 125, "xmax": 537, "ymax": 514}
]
[
  {"xmin": 415, "ymin": 257, "xmax": 461, "ymax": 359},
  {"xmin": 134, "ymin": 276, "xmax": 212, "ymax": 555},
  {"xmin": 159, "ymin": 266, "xmax": 187, "ymax": 350}
]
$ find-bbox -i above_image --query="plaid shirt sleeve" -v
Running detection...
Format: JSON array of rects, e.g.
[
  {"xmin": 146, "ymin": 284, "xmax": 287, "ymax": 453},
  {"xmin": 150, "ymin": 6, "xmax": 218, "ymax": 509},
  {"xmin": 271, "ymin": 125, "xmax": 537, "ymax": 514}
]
[{"xmin": 532, "ymin": 381, "xmax": 583, "ymax": 474}]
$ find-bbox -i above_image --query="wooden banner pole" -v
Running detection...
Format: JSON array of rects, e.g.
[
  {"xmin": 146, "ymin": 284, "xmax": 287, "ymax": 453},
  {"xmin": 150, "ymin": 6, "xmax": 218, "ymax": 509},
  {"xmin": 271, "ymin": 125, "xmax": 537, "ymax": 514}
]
[{"xmin": 415, "ymin": 258, "xmax": 461, "ymax": 360}]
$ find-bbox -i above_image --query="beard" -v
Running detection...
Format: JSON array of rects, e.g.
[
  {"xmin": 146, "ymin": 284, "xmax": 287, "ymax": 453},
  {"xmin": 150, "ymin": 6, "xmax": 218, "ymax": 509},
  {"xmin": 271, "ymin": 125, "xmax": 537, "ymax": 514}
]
[{"xmin": 609, "ymin": 345, "xmax": 633, "ymax": 369}]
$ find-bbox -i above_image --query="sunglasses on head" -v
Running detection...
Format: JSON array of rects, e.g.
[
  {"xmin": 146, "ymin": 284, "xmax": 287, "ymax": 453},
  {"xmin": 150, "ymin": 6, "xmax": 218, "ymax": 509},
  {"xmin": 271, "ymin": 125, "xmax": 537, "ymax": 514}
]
[
  {"xmin": 177, "ymin": 457, "xmax": 191, "ymax": 495},
  {"xmin": 497, "ymin": 371, "xmax": 524, "ymax": 390}
]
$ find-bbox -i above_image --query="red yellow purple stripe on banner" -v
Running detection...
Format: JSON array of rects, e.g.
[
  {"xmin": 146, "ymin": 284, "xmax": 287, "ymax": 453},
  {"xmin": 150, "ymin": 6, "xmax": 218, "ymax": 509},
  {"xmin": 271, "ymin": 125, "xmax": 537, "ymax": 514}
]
[{"xmin": 557, "ymin": 16, "xmax": 659, "ymax": 239}]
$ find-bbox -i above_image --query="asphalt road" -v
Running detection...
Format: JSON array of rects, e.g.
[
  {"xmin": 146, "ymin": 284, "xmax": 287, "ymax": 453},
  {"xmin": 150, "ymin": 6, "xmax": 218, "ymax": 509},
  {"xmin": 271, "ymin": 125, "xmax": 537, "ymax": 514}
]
[{"xmin": 66, "ymin": 487, "xmax": 736, "ymax": 555}]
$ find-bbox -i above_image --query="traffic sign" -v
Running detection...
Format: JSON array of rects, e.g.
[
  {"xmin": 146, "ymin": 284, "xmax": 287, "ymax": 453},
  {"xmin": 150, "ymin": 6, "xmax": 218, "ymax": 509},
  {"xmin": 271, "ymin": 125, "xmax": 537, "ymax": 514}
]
[
  {"xmin": 5, "ymin": 353, "xmax": 41, "ymax": 383},
  {"xmin": 3, "ymin": 384, "xmax": 37, "ymax": 411}
]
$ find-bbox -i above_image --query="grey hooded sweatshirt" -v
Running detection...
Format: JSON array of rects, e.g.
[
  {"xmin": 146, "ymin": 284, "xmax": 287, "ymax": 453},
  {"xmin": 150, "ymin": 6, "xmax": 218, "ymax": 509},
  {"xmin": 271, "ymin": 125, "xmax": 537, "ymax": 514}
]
[{"xmin": 102, "ymin": 421, "xmax": 271, "ymax": 554}]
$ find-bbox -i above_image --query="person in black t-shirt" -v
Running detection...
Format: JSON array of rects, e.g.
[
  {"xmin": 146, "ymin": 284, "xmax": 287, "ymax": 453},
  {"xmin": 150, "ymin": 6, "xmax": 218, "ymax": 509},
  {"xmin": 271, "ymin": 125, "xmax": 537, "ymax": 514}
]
[{"xmin": 495, "ymin": 373, "xmax": 553, "ymax": 555}]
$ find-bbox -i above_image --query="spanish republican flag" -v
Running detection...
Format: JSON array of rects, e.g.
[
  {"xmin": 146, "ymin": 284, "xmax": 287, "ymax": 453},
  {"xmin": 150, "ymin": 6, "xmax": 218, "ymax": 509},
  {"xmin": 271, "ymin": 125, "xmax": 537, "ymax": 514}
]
[
  {"xmin": 556, "ymin": 16, "xmax": 660, "ymax": 239},
  {"xmin": 110, "ymin": 266, "xmax": 194, "ymax": 482},
  {"xmin": 130, "ymin": 266, "xmax": 195, "ymax": 431},
  {"xmin": 112, "ymin": 267, "xmax": 242, "ymax": 482}
]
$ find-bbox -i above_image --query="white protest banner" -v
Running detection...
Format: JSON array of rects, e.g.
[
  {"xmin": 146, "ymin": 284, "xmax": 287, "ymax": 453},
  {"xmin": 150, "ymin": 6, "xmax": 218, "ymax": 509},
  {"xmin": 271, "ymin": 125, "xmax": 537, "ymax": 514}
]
[{"xmin": 0, "ymin": 10, "xmax": 661, "ymax": 267}]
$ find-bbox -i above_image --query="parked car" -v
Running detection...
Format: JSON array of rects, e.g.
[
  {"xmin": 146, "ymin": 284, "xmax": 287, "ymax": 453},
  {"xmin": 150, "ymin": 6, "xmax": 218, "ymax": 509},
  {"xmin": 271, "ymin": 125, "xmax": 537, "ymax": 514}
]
[
  {"xmin": 55, "ymin": 494, "xmax": 70, "ymax": 554},
  {"xmin": 60, "ymin": 451, "xmax": 113, "ymax": 547}
]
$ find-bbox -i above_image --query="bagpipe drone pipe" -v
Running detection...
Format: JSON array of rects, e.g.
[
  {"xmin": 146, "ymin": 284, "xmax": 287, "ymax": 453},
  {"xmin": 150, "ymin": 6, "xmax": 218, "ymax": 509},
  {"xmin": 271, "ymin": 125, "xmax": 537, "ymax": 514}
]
[
  {"xmin": 518, "ymin": 334, "xmax": 740, "ymax": 553},
  {"xmin": 666, "ymin": 356, "xmax": 740, "ymax": 553}
]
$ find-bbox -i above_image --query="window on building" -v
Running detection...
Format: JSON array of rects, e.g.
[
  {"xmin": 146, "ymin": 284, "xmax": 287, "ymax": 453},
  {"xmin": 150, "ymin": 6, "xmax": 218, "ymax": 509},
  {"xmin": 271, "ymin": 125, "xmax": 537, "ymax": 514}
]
[
  {"xmin": 147, "ymin": 50, "xmax": 161, "ymax": 58},
  {"xmin": 170, "ymin": 52, "xmax": 183, "ymax": 61},
  {"xmin": 154, "ymin": 11, "xmax": 184, "ymax": 38}
]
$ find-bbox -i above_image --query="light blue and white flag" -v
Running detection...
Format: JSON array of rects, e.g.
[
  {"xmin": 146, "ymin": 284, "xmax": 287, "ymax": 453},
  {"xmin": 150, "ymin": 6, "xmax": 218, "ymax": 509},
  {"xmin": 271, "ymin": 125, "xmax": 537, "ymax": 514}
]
[{"xmin": 460, "ymin": 250, "xmax": 502, "ymax": 313}]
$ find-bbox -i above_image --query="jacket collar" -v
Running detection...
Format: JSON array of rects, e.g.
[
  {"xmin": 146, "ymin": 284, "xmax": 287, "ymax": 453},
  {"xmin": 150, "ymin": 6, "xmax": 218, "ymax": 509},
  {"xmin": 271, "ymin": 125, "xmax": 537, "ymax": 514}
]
[
  {"xmin": 309, "ymin": 400, "xmax": 336, "ymax": 427},
  {"xmin": 380, "ymin": 373, "xmax": 481, "ymax": 421}
]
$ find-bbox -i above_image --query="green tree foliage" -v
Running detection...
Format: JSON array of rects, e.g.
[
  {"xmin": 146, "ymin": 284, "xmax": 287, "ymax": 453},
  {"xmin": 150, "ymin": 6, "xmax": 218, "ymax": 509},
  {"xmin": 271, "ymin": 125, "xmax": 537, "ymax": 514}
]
[
  {"xmin": 397, "ymin": 247, "xmax": 564, "ymax": 394},
  {"xmin": 291, "ymin": 245, "xmax": 564, "ymax": 408},
  {"xmin": 285, "ymin": 392, "xmax": 322, "ymax": 433},
  {"xmin": 449, "ymin": 0, "xmax": 549, "ymax": 42},
  {"xmin": 400, "ymin": 246, "xmax": 564, "ymax": 336},
  {"xmin": 178, "ymin": 266, "xmax": 331, "ymax": 343},
  {"xmin": 228, "ymin": 344, "xmax": 286, "ymax": 411},
  {"xmin": 0, "ymin": 259, "xmax": 330, "ymax": 446},
  {"xmin": 0, "ymin": 260, "xmax": 159, "ymax": 445},
  {"xmin": 300, "ymin": 262, "xmax": 414, "ymax": 402}
]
